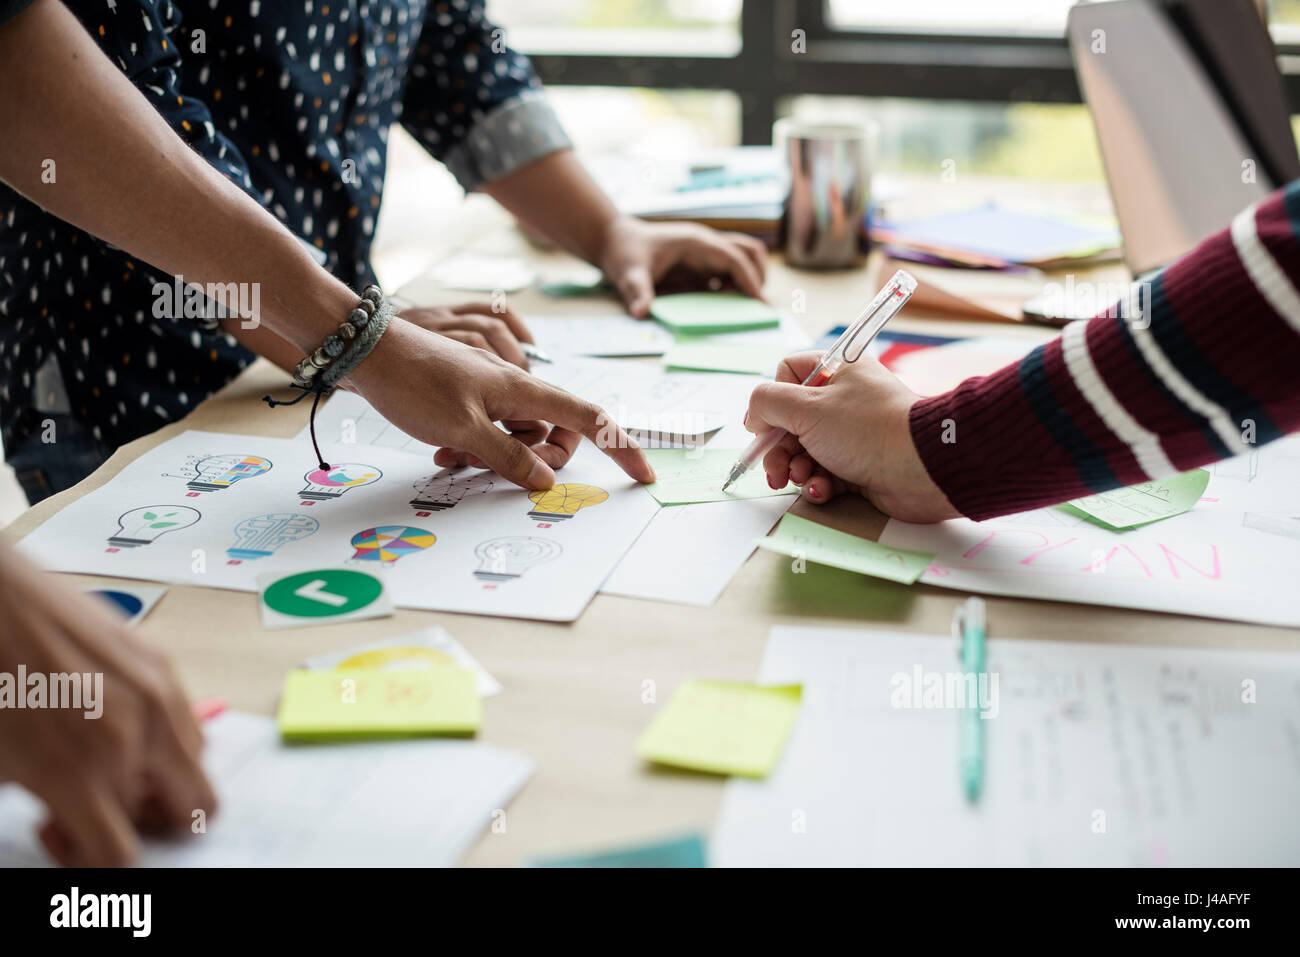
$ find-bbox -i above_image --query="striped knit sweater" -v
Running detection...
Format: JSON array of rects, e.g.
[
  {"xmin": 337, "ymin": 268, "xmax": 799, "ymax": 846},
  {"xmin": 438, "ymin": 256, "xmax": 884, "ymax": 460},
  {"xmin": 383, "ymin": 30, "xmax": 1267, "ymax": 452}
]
[{"xmin": 910, "ymin": 179, "xmax": 1300, "ymax": 521}]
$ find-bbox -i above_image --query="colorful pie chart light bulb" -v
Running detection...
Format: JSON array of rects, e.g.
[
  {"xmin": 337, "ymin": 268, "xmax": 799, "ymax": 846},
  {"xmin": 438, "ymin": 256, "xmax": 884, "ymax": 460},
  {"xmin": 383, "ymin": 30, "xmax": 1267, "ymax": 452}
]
[
  {"xmin": 185, "ymin": 454, "xmax": 272, "ymax": 496},
  {"xmin": 107, "ymin": 505, "xmax": 201, "ymax": 551},
  {"xmin": 299, "ymin": 463, "xmax": 382, "ymax": 505},
  {"xmin": 348, "ymin": 526, "xmax": 436, "ymax": 565},
  {"xmin": 526, "ymin": 483, "xmax": 609, "ymax": 526},
  {"xmin": 410, "ymin": 468, "xmax": 495, "ymax": 516},
  {"xmin": 474, "ymin": 536, "xmax": 562, "ymax": 585},
  {"xmin": 226, "ymin": 512, "xmax": 319, "ymax": 564}
]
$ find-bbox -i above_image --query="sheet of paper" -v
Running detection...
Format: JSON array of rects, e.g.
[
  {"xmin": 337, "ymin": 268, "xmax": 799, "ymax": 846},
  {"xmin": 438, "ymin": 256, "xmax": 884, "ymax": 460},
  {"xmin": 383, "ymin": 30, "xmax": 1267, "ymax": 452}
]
[
  {"xmin": 424, "ymin": 252, "xmax": 537, "ymax": 292},
  {"xmin": 755, "ymin": 513, "xmax": 934, "ymax": 584},
  {"xmin": 641, "ymin": 449, "xmax": 798, "ymax": 505},
  {"xmin": 277, "ymin": 668, "xmax": 481, "ymax": 740},
  {"xmin": 303, "ymin": 626, "xmax": 502, "ymax": 697},
  {"xmin": 527, "ymin": 315, "xmax": 675, "ymax": 357},
  {"xmin": 18, "ymin": 430, "xmax": 659, "ymax": 622},
  {"xmin": 85, "ymin": 584, "xmax": 167, "ymax": 626},
  {"xmin": 663, "ymin": 340, "xmax": 792, "ymax": 376},
  {"xmin": 1063, "ymin": 469, "xmax": 1209, "ymax": 529},
  {"xmin": 0, "ymin": 712, "xmax": 533, "ymax": 866},
  {"xmin": 713, "ymin": 626, "xmax": 1300, "ymax": 865},
  {"xmin": 637, "ymin": 680, "xmax": 802, "ymax": 778},
  {"xmin": 532, "ymin": 832, "xmax": 707, "ymax": 868},
  {"xmin": 879, "ymin": 437, "xmax": 1300, "ymax": 627},
  {"xmin": 649, "ymin": 292, "xmax": 782, "ymax": 334},
  {"xmin": 533, "ymin": 357, "xmax": 762, "ymax": 444},
  {"xmin": 601, "ymin": 496, "xmax": 791, "ymax": 606}
]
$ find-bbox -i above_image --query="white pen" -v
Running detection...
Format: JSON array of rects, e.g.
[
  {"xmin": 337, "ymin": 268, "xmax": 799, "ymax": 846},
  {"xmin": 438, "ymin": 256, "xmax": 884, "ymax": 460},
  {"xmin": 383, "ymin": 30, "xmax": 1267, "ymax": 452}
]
[{"xmin": 721, "ymin": 270, "xmax": 919, "ymax": 493}]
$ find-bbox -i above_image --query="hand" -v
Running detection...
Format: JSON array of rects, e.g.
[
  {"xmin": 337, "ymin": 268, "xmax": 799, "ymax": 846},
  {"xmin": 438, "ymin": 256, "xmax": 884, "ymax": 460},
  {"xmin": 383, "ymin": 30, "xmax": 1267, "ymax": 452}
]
[
  {"xmin": 350, "ymin": 318, "xmax": 656, "ymax": 488},
  {"xmin": 744, "ymin": 352, "xmax": 960, "ymax": 523},
  {"xmin": 0, "ymin": 550, "xmax": 216, "ymax": 867},
  {"xmin": 598, "ymin": 216, "xmax": 768, "ymax": 317},
  {"xmin": 398, "ymin": 302, "xmax": 533, "ymax": 369}
]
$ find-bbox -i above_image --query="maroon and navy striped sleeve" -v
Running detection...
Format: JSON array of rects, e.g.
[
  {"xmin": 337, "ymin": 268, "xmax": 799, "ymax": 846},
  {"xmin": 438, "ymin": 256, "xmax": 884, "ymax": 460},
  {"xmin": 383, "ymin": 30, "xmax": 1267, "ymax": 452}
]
[{"xmin": 909, "ymin": 180, "xmax": 1300, "ymax": 521}]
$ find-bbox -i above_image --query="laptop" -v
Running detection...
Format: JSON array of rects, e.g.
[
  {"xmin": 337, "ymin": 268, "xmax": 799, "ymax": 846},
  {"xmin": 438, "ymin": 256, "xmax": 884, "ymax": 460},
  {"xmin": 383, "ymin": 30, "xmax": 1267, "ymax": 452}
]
[{"xmin": 1067, "ymin": 0, "xmax": 1300, "ymax": 276}]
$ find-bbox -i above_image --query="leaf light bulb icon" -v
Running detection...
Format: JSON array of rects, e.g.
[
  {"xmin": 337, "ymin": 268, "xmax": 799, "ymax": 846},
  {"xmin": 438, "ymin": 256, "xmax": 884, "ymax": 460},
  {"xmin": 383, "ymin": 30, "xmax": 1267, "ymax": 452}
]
[
  {"xmin": 227, "ymin": 512, "xmax": 319, "ymax": 563},
  {"xmin": 185, "ymin": 454, "xmax": 272, "ymax": 495},
  {"xmin": 299, "ymin": 463, "xmax": 383, "ymax": 504},
  {"xmin": 526, "ymin": 483, "xmax": 609, "ymax": 523},
  {"xmin": 348, "ymin": 526, "xmax": 436, "ymax": 564},
  {"xmin": 108, "ymin": 505, "xmax": 201, "ymax": 549},
  {"xmin": 410, "ymin": 468, "xmax": 495, "ymax": 515},
  {"xmin": 473, "ymin": 537, "xmax": 562, "ymax": 582}
]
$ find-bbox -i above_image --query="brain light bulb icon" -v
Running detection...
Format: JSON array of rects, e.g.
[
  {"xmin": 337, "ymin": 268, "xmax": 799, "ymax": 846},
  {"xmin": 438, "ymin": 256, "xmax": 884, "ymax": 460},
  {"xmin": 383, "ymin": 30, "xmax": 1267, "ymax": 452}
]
[
  {"xmin": 474, "ymin": 537, "xmax": 562, "ymax": 583},
  {"xmin": 526, "ymin": 484, "xmax": 609, "ymax": 525},
  {"xmin": 410, "ymin": 468, "xmax": 495, "ymax": 516},
  {"xmin": 107, "ymin": 505, "xmax": 201, "ymax": 550},
  {"xmin": 299, "ymin": 463, "xmax": 382, "ymax": 505},
  {"xmin": 185, "ymin": 454, "xmax": 272, "ymax": 495},
  {"xmin": 227, "ymin": 512, "xmax": 319, "ymax": 563},
  {"xmin": 348, "ymin": 526, "xmax": 436, "ymax": 565}
]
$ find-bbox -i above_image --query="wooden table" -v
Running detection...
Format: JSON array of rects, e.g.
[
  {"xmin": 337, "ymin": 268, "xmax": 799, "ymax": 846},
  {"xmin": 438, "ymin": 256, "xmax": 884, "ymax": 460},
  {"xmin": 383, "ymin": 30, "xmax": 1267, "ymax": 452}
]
[{"xmin": 6, "ymin": 245, "xmax": 1297, "ymax": 867}]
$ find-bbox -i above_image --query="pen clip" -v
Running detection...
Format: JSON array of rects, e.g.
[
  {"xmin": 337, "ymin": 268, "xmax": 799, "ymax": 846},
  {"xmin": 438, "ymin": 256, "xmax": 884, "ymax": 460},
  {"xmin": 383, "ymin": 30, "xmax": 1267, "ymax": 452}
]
[
  {"xmin": 952, "ymin": 604, "xmax": 966, "ymax": 659},
  {"xmin": 839, "ymin": 285, "xmax": 897, "ymax": 366}
]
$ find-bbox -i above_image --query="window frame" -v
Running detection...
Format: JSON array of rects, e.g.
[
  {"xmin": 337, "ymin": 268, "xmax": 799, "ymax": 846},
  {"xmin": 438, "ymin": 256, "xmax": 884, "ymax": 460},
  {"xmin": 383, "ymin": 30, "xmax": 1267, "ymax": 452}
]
[{"xmin": 522, "ymin": 0, "xmax": 1300, "ymax": 145}]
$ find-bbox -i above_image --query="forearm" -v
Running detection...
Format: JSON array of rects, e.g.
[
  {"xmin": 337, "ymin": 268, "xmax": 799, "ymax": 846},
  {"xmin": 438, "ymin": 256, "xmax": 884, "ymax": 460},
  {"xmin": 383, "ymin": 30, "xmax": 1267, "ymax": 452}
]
[
  {"xmin": 910, "ymin": 182, "xmax": 1300, "ymax": 521},
  {"xmin": 482, "ymin": 148, "xmax": 621, "ymax": 265},
  {"xmin": 0, "ymin": 0, "xmax": 353, "ymax": 355}
]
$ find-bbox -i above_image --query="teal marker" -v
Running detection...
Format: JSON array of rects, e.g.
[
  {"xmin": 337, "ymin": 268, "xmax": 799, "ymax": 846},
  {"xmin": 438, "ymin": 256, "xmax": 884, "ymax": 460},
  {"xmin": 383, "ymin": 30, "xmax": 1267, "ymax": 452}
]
[{"xmin": 954, "ymin": 596, "xmax": 987, "ymax": 803}]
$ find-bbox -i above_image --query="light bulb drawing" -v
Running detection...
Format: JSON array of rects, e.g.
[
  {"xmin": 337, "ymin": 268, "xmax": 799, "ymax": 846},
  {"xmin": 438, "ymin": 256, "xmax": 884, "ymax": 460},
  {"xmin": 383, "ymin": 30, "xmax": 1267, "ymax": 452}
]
[
  {"xmin": 526, "ymin": 483, "xmax": 609, "ymax": 525},
  {"xmin": 299, "ymin": 463, "xmax": 383, "ymax": 505},
  {"xmin": 107, "ymin": 505, "xmax": 201, "ymax": 550},
  {"xmin": 410, "ymin": 467, "xmax": 495, "ymax": 516},
  {"xmin": 348, "ymin": 526, "xmax": 436, "ymax": 565},
  {"xmin": 473, "ymin": 537, "xmax": 562, "ymax": 583},
  {"xmin": 226, "ymin": 512, "xmax": 319, "ymax": 563},
  {"xmin": 183, "ymin": 454, "xmax": 272, "ymax": 495}
]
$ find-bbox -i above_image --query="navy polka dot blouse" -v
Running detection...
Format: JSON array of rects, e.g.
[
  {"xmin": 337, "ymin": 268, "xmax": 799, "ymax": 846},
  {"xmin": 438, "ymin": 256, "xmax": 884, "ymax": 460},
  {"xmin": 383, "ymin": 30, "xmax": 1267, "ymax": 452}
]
[{"xmin": 0, "ymin": 0, "xmax": 571, "ymax": 453}]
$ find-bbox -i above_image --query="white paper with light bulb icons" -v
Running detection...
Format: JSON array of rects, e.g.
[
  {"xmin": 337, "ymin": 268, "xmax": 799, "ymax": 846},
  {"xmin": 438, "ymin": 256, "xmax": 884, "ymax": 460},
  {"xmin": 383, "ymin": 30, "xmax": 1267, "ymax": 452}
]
[{"xmin": 18, "ymin": 429, "xmax": 660, "ymax": 622}]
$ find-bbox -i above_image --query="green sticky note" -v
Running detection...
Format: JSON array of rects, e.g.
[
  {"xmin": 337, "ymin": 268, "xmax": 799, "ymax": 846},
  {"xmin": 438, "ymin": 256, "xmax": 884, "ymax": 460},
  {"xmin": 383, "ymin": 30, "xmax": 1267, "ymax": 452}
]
[
  {"xmin": 650, "ymin": 292, "xmax": 781, "ymax": 334},
  {"xmin": 531, "ymin": 833, "xmax": 707, "ymax": 869},
  {"xmin": 663, "ymin": 340, "xmax": 790, "ymax": 376},
  {"xmin": 755, "ymin": 513, "xmax": 934, "ymax": 584},
  {"xmin": 277, "ymin": 668, "xmax": 481, "ymax": 740},
  {"xmin": 1064, "ymin": 469, "xmax": 1210, "ymax": 530},
  {"xmin": 642, "ymin": 449, "xmax": 798, "ymax": 505},
  {"xmin": 637, "ymin": 680, "xmax": 802, "ymax": 778}
]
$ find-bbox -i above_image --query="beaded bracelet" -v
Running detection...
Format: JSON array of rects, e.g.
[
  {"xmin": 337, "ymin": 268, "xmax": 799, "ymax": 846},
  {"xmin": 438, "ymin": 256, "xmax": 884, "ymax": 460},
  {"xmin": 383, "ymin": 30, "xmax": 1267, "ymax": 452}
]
[
  {"xmin": 265, "ymin": 283, "xmax": 394, "ymax": 471},
  {"xmin": 292, "ymin": 284, "xmax": 389, "ymax": 388}
]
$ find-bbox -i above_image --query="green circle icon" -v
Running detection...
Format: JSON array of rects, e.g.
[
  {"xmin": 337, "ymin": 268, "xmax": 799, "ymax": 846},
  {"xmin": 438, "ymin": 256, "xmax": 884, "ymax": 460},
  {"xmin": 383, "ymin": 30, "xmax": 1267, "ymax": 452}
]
[{"xmin": 262, "ymin": 569, "xmax": 384, "ymax": 618}]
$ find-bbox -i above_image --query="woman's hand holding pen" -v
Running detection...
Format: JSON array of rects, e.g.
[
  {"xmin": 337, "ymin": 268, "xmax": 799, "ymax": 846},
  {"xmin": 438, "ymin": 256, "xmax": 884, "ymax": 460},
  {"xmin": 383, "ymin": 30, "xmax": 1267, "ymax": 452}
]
[{"xmin": 744, "ymin": 351, "xmax": 959, "ymax": 523}]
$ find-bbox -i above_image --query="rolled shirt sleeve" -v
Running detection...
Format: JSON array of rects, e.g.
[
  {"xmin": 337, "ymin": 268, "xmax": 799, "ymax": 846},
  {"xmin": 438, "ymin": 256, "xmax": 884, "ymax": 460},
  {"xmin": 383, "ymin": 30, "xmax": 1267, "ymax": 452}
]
[{"xmin": 400, "ymin": 0, "xmax": 572, "ymax": 191}]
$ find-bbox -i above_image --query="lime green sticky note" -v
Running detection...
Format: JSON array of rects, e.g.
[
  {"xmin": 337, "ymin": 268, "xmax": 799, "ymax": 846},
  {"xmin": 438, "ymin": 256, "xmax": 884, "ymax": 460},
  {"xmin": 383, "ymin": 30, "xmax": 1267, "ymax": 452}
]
[
  {"xmin": 637, "ymin": 680, "xmax": 802, "ymax": 778},
  {"xmin": 755, "ymin": 513, "xmax": 934, "ymax": 584},
  {"xmin": 642, "ymin": 449, "xmax": 798, "ymax": 505},
  {"xmin": 663, "ymin": 340, "xmax": 790, "ymax": 376},
  {"xmin": 277, "ymin": 668, "xmax": 481, "ymax": 740},
  {"xmin": 650, "ymin": 292, "xmax": 781, "ymax": 334},
  {"xmin": 1063, "ymin": 469, "xmax": 1210, "ymax": 530}
]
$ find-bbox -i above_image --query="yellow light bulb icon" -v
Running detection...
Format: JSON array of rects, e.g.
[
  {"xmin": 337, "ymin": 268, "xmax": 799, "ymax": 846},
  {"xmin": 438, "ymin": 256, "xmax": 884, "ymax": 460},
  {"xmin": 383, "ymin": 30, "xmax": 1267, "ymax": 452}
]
[{"xmin": 526, "ymin": 483, "xmax": 609, "ymax": 523}]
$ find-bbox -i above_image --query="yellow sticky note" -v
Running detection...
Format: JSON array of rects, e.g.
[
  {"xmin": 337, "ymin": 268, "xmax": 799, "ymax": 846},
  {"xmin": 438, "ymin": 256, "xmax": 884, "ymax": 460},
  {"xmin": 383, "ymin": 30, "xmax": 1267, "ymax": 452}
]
[
  {"xmin": 637, "ymin": 680, "xmax": 802, "ymax": 778},
  {"xmin": 277, "ymin": 668, "xmax": 480, "ymax": 740}
]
